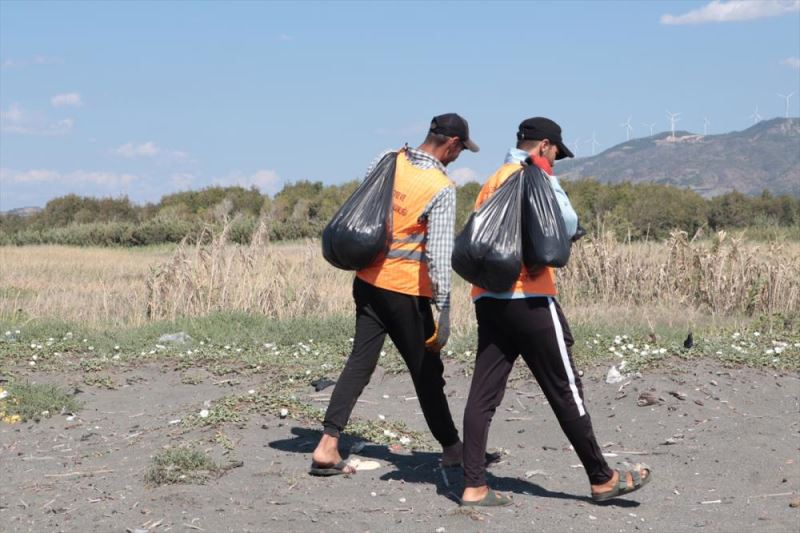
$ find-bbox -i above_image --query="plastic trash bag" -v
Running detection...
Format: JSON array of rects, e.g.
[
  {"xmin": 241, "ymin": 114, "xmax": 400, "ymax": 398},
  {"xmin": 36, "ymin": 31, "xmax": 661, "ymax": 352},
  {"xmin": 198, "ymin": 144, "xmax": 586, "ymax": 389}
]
[
  {"xmin": 322, "ymin": 152, "xmax": 397, "ymax": 270},
  {"xmin": 520, "ymin": 163, "xmax": 571, "ymax": 268},
  {"xmin": 452, "ymin": 170, "xmax": 523, "ymax": 292}
]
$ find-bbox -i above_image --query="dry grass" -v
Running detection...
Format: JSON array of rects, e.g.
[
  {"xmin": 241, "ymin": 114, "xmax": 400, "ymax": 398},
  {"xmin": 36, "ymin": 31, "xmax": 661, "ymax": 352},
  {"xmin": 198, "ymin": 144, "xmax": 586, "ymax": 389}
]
[
  {"xmin": 0, "ymin": 245, "xmax": 172, "ymax": 326},
  {"xmin": 1, "ymin": 223, "xmax": 798, "ymax": 332},
  {"xmin": 560, "ymin": 229, "xmax": 800, "ymax": 317}
]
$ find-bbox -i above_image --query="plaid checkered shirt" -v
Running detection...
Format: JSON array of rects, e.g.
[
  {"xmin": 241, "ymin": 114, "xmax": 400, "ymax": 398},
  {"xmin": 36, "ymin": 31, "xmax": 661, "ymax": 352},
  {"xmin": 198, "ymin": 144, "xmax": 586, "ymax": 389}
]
[{"xmin": 363, "ymin": 146, "xmax": 455, "ymax": 311}]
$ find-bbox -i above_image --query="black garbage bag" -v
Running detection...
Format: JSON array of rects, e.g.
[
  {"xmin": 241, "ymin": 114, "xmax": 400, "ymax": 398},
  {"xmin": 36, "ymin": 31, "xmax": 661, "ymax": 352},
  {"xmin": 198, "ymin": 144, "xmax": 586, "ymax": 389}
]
[
  {"xmin": 452, "ymin": 170, "xmax": 523, "ymax": 292},
  {"xmin": 322, "ymin": 152, "xmax": 396, "ymax": 270},
  {"xmin": 520, "ymin": 163, "xmax": 571, "ymax": 268}
]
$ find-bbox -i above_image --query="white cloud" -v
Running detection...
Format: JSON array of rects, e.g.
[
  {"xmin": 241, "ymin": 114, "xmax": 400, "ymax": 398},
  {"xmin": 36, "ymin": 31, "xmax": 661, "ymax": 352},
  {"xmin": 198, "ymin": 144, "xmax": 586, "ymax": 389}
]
[
  {"xmin": 221, "ymin": 169, "xmax": 284, "ymax": 195},
  {"xmin": 277, "ymin": 33, "xmax": 294, "ymax": 41},
  {"xmin": 661, "ymin": 0, "xmax": 800, "ymax": 24},
  {"xmin": 51, "ymin": 93, "xmax": 83, "ymax": 107},
  {"xmin": 781, "ymin": 57, "xmax": 800, "ymax": 69},
  {"xmin": 170, "ymin": 173, "xmax": 194, "ymax": 190},
  {"xmin": 449, "ymin": 167, "xmax": 480, "ymax": 186},
  {"xmin": 1, "ymin": 168, "xmax": 137, "ymax": 187},
  {"xmin": 1, "ymin": 55, "xmax": 61, "ymax": 69},
  {"xmin": 0, "ymin": 104, "xmax": 74, "ymax": 135},
  {"xmin": 113, "ymin": 141, "xmax": 188, "ymax": 160}
]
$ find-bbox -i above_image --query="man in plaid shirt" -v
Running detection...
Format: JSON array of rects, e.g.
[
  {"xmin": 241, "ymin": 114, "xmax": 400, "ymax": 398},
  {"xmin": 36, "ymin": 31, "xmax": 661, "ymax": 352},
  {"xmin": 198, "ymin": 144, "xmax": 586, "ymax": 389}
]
[{"xmin": 310, "ymin": 114, "xmax": 479, "ymax": 476}]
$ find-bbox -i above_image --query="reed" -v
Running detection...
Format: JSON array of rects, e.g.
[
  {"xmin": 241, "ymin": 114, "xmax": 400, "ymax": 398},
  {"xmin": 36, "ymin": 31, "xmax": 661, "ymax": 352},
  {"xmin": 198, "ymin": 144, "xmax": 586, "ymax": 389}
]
[{"xmin": 1, "ymin": 223, "xmax": 797, "ymax": 331}]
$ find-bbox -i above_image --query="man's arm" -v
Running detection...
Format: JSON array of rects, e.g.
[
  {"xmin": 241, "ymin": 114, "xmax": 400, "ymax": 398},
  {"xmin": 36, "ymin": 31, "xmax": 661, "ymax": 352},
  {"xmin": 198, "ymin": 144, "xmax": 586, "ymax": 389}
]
[{"xmin": 422, "ymin": 186, "xmax": 456, "ymax": 312}]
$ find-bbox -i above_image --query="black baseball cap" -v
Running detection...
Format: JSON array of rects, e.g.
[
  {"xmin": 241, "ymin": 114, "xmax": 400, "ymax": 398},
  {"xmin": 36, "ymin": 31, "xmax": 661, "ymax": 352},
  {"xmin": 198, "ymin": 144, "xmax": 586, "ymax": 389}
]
[
  {"xmin": 517, "ymin": 117, "xmax": 574, "ymax": 160},
  {"xmin": 429, "ymin": 113, "xmax": 479, "ymax": 152}
]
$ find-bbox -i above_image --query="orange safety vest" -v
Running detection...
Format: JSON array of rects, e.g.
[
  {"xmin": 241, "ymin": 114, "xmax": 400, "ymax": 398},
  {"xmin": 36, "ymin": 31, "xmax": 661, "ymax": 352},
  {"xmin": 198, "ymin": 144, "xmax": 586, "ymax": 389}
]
[
  {"xmin": 357, "ymin": 148, "xmax": 452, "ymax": 298},
  {"xmin": 470, "ymin": 163, "xmax": 557, "ymax": 299}
]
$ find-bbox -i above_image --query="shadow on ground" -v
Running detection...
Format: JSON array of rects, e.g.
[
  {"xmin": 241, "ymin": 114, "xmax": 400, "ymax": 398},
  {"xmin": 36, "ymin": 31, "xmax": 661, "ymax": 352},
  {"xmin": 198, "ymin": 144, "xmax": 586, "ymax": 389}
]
[{"xmin": 268, "ymin": 426, "xmax": 640, "ymax": 507}]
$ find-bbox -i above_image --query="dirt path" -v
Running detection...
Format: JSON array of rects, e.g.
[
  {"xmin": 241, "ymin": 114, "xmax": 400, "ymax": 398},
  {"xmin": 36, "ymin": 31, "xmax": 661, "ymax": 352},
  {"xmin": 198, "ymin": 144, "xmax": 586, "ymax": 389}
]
[{"xmin": 2, "ymin": 359, "xmax": 798, "ymax": 533}]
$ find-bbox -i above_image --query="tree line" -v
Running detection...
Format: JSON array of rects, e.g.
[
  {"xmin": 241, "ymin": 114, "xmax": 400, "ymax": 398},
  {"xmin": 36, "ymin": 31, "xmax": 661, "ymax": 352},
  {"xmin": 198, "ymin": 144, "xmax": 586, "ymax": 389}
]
[{"xmin": 1, "ymin": 179, "xmax": 798, "ymax": 246}]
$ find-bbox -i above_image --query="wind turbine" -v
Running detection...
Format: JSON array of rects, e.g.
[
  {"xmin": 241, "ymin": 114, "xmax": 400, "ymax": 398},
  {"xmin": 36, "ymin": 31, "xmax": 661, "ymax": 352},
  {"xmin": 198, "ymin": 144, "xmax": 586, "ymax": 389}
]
[
  {"xmin": 620, "ymin": 116, "xmax": 633, "ymax": 141},
  {"xmin": 642, "ymin": 122, "xmax": 656, "ymax": 136},
  {"xmin": 572, "ymin": 137, "xmax": 582, "ymax": 156},
  {"xmin": 666, "ymin": 110, "xmax": 681, "ymax": 139},
  {"xmin": 590, "ymin": 132, "xmax": 600, "ymax": 156},
  {"xmin": 703, "ymin": 116, "xmax": 710, "ymax": 136},
  {"xmin": 748, "ymin": 105, "xmax": 762, "ymax": 125},
  {"xmin": 777, "ymin": 93, "xmax": 794, "ymax": 118}
]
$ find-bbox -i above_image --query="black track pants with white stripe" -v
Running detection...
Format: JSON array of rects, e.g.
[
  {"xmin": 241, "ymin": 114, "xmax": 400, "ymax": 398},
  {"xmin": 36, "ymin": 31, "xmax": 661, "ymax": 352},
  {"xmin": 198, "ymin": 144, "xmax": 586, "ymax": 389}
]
[{"xmin": 463, "ymin": 296, "xmax": 614, "ymax": 488}]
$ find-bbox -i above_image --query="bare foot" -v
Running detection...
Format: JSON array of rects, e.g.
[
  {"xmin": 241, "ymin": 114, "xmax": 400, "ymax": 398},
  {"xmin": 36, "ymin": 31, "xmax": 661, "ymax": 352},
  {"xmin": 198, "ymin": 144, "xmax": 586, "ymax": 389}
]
[
  {"xmin": 311, "ymin": 434, "xmax": 356, "ymax": 473},
  {"xmin": 462, "ymin": 485, "xmax": 489, "ymax": 502}
]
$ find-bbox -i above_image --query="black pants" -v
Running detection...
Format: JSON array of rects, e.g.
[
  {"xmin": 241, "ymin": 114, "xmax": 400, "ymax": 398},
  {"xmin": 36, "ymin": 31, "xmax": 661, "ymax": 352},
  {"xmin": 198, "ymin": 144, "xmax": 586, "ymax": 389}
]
[
  {"xmin": 322, "ymin": 277, "xmax": 460, "ymax": 448},
  {"xmin": 463, "ymin": 297, "xmax": 613, "ymax": 487}
]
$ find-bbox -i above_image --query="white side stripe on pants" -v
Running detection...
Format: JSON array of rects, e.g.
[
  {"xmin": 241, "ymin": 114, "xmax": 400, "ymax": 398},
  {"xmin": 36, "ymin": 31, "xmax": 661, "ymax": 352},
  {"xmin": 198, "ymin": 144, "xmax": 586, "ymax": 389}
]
[{"xmin": 547, "ymin": 297, "xmax": 586, "ymax": 417}]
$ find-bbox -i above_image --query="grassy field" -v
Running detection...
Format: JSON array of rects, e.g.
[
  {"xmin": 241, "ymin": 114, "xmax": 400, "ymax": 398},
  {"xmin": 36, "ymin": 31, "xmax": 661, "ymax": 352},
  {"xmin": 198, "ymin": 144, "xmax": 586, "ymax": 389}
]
[{"xmin": 1, "ymin": 227, "xmax": 798, "ymax": 390}]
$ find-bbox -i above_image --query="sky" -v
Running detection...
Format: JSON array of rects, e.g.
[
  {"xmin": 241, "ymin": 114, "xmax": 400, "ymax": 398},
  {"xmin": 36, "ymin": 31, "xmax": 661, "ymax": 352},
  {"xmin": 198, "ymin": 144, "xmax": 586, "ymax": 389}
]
[{"xmin": 1, "ymin": 0, "xmax": 799, "ymax": 210}]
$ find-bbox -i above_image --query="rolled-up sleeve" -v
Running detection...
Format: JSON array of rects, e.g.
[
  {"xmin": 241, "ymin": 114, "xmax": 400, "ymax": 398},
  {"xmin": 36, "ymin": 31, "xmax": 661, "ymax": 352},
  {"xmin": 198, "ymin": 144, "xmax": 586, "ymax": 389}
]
[{"xmin": 422, "ymin": 186, "xmax": 455, "ymax": 311}]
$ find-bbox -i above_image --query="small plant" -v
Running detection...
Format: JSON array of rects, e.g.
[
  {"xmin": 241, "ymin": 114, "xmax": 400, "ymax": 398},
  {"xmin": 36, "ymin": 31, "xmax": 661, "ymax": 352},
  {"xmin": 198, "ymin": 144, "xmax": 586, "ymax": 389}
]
[
  {"xmin": 0, "ymin": 382, "xmax": 81, "ymax": 423},
  {"xmin": 144, "ymin": 446, "xmax": 220, "ymax": 486}
]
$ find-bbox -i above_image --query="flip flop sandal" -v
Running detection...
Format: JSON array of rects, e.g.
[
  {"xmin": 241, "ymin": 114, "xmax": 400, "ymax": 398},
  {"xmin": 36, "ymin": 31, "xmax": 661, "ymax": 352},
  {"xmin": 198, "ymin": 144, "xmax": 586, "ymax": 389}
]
[
  {"xmin": 591, "ymin": 467, "xmax": 652, "ymax": 502},
  {"xmin": 308, "ymin": 460, "xmax": 356, "ymax": 477},
  {"xmin": 460, "ymin": 489, "xmax": 513, "ymax": 507}
]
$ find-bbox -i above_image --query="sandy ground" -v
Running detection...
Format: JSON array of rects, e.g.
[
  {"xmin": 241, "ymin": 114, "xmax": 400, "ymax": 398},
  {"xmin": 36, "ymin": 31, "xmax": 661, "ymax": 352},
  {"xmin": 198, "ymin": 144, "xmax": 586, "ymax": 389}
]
[{"xmin": 1, "ymin": 358, "xmax": 798, "ymax": 533}]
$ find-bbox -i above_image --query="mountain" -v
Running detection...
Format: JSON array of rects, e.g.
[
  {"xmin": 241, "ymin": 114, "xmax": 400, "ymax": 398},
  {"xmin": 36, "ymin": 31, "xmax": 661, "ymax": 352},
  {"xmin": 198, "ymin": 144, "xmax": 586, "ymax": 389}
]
[
  {"xmin": 2, "ymin": 206, "xmax": 43, "ymax": 217},
  {"xmin": 557, "ymin": 118, "xmax": 800, "ymax": 197}
]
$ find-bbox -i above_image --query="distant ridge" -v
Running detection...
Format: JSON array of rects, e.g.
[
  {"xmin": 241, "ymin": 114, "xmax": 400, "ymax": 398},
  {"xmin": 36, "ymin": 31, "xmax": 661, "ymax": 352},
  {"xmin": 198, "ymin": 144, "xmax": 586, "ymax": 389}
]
[
  {"xmin": 2, "ymin": 206, "xmax": 43, "ymax": 217},
  {"xmin": 557, "ymin": 118, "xmax": 800, "ymax": 197}
]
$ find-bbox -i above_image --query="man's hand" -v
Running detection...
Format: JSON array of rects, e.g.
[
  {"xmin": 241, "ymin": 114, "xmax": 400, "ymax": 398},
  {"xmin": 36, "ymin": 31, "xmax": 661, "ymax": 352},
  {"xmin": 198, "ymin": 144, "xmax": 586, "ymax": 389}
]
[
  {"xmin": 425, "ymin": 307, "xmax": 451, "ymax": 352},
  {"xmin": 571, "ymin": 223, "xmax": 587, "ymax": 243}
]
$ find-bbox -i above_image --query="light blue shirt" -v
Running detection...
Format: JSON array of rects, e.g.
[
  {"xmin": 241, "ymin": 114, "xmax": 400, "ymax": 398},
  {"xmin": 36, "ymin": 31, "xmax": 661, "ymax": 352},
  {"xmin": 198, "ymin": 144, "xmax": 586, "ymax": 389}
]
[
  {"xmin": 504, "ymin": 148, "xmax": 578, "ymax": 237},
  {"xmin": 473, "ymin": 149, "xmax": 578, "ymax": 302}
]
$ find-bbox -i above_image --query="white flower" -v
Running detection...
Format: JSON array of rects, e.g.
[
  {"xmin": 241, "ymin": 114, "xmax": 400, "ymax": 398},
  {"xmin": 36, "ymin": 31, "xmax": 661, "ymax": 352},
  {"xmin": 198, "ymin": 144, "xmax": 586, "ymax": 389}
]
[
  {"xmin": 199, "ymin": 409, "xmax": 209, "ymax": 418},
  {"xmin": 753, "ymin": 332, "xmax": 761, "ymax": 337},
  {"xmin": 378, "ymin": 414, "xmax": 386, "ymax": 420}
]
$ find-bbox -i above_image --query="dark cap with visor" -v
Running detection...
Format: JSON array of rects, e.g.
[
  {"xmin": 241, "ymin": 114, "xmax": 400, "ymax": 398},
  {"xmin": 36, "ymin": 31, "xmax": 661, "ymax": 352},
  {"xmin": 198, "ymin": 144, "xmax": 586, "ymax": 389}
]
[
  {"xmin": 517, "ymin": 117, "xmax": 574, "ymax": 160},
  {"xmin": 429, "ymin": 113, "xmax": 479, "ymax": 153}
]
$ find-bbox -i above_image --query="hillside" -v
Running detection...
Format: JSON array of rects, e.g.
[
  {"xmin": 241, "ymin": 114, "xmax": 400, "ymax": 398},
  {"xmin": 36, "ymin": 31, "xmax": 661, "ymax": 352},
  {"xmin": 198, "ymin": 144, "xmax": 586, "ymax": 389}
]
[
  {"xmin": 2, "ymin": 206, "xmax": 43, "ymax": 217},
  {"xmin": 557, "ymin": 118, "xmax": 800, "ymax": 197}
]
